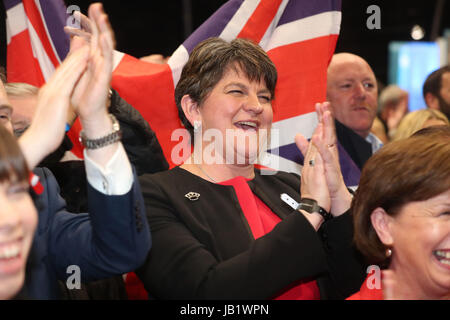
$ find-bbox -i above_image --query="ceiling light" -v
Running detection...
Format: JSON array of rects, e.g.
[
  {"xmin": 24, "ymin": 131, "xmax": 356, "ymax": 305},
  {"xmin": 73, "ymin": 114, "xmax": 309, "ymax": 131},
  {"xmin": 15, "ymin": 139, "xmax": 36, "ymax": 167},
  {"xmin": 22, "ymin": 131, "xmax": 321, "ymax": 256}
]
[{"xmin": 411, "ymin": 25, "xmax": 425, "ymax": 40}]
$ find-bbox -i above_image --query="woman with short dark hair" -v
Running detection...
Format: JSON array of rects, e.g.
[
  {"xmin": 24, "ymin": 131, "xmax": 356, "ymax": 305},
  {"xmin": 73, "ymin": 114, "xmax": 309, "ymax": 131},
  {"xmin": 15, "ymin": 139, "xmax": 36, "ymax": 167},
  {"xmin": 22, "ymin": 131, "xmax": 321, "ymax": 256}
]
[{"xmin": 137, "ymin": 37, "xmax": 365, "ymax": 299}]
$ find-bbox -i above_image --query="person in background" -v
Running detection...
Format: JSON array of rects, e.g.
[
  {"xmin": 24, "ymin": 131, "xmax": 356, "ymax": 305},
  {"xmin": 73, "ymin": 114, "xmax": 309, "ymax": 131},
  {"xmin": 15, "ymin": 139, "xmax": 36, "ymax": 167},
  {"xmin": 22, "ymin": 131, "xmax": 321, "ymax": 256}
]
[
  {"xmin": 4, "ymin": 83, "xmax": 42, "ymax": 138},
  {"xmin": 4, "ymin": 81, "xmax": 168, "ymax": 213},
  {"xmin": 0, "ymin": 123, "xmax": 37, "ymax": 300},
  {"xmin": 423, "ymin": 65, "xmax": 450, "ymax": 120},
  {"xmin": 136, "ymin": 37, "xmax": 366, "ymax": 300},
  {"xmin": 326, "ymin": 53, "xmax": 383, "ymax": 171},
  {"xmin": 349, "ymin": 128, "xmax": 450, "ymax": 300},
  {"xmin": 375, "ymin": 85, "xmax": 409, "ymax": 141},
  {"xmin": 392, "ymin": 108, "xmax": 448, "ymax": 141},
  {"xmin": 0, "ymin": 2, "xmax": 151, "ymax": 299}
]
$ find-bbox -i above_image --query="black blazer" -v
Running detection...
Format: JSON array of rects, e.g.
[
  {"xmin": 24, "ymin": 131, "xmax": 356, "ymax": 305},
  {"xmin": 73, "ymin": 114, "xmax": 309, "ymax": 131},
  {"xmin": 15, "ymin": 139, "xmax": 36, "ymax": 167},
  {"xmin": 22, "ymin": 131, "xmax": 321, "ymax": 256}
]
[{"xmin": 137, "ymin": 167, "xmax": 366, "ymax": 300}]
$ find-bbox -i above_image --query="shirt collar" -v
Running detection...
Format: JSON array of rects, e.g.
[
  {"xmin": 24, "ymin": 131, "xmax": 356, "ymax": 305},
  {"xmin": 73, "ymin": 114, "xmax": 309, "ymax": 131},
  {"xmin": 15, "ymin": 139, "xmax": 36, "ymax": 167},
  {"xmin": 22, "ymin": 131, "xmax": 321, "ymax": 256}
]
[{"xmin": 365, "ymin": 133, "xmax": 383, "ymax": 154}]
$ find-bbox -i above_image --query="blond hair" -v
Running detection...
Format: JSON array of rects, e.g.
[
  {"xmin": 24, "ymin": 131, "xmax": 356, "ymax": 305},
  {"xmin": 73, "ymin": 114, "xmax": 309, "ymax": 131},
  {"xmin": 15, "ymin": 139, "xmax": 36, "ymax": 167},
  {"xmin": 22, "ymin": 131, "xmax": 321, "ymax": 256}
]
[
  {"xmin": 4, "ymin": 82, "xmax": 39, "ymax": 98},
  {"xmin": 392, "ymin": 109, "xmax": 449, "ymax": 141}
]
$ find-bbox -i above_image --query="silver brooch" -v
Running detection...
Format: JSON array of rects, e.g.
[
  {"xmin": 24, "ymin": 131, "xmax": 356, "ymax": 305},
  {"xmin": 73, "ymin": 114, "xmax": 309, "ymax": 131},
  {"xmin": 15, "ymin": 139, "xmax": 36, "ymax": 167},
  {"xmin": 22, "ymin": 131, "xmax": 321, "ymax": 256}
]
[{"xmin": 185, "ymin": 192, "xmax": 200, "ymax": 201}]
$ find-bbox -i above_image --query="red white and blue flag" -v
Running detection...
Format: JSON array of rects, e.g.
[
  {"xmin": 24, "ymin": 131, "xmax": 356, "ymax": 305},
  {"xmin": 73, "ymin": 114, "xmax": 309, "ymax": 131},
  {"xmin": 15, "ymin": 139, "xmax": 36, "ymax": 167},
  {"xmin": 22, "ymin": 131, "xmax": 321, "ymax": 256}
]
[
  {"xmin": 4, "ymin": 0, "xmax": 360, "ymax": 185},
  {"xmin": 4, "ymin": 0, "xmax": 69, "ymax": 85}
]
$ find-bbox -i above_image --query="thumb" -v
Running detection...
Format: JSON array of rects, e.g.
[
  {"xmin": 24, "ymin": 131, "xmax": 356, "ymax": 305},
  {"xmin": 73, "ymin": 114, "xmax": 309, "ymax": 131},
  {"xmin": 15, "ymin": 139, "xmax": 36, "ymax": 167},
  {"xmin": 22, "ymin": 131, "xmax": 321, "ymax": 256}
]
[{"xmin": 295, "ymin": 133, "xmax": 309, "ymax": 158}]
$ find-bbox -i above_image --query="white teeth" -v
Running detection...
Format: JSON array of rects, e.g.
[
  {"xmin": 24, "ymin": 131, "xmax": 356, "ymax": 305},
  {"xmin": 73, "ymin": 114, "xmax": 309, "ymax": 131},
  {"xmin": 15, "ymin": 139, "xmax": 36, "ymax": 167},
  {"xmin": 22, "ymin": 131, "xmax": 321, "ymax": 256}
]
[
  {"xmin": 434, "ymin": 250, "xmax": 450, "ymax": 259},
  {"xmin": 237, "ymin": 121, "xmax": 257, "ymax": 128},
  {"xmin": 442, "ymin": 260, "xmax": 450, "ymax": 266},
  {"xmin": 0, "ymin": 245, "xmax": 20, "ymax": 259}
]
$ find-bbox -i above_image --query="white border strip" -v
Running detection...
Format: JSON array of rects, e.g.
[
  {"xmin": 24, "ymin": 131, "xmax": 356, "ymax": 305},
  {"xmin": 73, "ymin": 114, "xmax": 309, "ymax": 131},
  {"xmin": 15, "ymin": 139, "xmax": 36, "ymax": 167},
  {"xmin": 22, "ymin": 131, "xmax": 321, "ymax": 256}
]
[
  {"xmin": 259, "ymin": 0, "xmax": 289, "ymax": 49},
  {"xmin": 28, "ymin": 20, "xmax": 55, "ymax": 81},
  {"xmin": 266, "ymin": 11, "xmax": 341, "ymax": 51},
  {"xmin": 271, "ymin": 112, "xmax": 318, "ymax": 147},
  {"xmin": 34, "ymin": 0, "xmax": 61, "ymax": 64},
  {"xmin": 5, "ymin": 3, "xmax": 27, "ymax": 43},
  {"xmin": 219, "ymin": 0, "xmax": 261, "ymax": 41}
]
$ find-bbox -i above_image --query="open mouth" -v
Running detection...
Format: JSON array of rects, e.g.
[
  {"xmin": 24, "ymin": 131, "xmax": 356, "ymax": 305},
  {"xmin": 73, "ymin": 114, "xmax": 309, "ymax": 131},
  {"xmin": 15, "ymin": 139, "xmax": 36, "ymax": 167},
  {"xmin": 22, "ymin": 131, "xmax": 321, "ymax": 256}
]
[
  {"xmin": 0, "ymin": 244, "xmax": 21, "ymax": 260},
  {"xmin": 433, "ymin": 249, "xmax": 450, "ymax": 268},
  {"xmin": 0, "ymin": 240, "xmax": 24, "ymax": 274},
  {"xmin": 234, "ymin": 121, "xmax": 259, "ymax": 131}
]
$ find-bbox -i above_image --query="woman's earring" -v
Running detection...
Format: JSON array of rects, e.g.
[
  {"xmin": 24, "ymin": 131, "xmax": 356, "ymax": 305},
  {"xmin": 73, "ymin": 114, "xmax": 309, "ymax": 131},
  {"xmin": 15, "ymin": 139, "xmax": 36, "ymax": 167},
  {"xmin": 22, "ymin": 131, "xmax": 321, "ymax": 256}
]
[
  {"xmin": 386, "ymin": 248, "xmax": 392, "ymax": 258},
  {"xmin": 193, "ymin": 121, "xmax": 202, "ymax": 133}
]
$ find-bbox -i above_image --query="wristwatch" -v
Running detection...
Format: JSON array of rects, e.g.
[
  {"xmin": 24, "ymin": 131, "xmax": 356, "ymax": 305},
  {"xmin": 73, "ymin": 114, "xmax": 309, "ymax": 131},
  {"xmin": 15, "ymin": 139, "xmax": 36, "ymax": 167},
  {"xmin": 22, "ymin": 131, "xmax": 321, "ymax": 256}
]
[
  {"xmin": 79, "ymin": 114, "xmax": 122, "ymax": 149},
  {"xmin": 296, "ymin": 198, "xmax": 332, "ymax": 221}
]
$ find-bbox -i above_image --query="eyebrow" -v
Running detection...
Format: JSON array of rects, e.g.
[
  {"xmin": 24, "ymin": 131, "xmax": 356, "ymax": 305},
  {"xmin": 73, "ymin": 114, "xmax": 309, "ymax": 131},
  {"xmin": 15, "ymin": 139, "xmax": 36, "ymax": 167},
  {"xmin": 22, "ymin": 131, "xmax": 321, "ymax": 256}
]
[
  {"xmin": 0, "ymin": 104, "xmax": 13, "ymax": 113},
  {"xmin": 338, "ymin": 77, "xmax": 375, "ymax": 82}
]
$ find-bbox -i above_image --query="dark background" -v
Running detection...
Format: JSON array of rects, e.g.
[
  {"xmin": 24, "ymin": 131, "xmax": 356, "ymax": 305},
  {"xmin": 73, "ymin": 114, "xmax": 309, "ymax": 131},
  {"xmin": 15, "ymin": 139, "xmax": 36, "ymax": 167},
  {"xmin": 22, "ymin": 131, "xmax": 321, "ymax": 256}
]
[{"xmin": 0, "ymin": 0, "xmax": 449, "ymax": 86}]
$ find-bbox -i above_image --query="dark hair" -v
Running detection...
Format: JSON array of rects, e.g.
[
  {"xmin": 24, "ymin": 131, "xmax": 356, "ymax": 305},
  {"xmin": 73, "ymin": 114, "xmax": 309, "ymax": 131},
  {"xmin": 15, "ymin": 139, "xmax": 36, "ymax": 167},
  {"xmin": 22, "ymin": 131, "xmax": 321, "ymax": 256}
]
[
  {"xmin": 0, "ymin": 123, "xmax": 29, "ymax": 184},
  {"xmin": 422, "ymin": 65, "xmax": 450, "ymax": 100},
  {"xmin": 175, "ymin": 37, "xmax": 277, "ymax": 140},
  {"xmin": 352, "ymin": 134, "xmax": 450, "ymax": 267}
]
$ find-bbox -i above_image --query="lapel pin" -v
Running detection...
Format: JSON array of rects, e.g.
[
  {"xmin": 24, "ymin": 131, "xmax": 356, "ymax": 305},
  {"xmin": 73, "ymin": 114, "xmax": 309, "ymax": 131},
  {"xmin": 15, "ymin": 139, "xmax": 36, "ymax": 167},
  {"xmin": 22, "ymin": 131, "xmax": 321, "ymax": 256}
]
[{"xmin": 185, "ymin": 192, "xmax": 200, "ymax": 201}]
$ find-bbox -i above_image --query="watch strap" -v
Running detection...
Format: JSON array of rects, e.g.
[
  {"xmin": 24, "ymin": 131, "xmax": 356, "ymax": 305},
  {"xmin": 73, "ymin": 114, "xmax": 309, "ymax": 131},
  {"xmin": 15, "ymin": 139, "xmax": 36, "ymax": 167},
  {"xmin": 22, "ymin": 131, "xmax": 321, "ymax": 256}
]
[
  {"xmin": 79, "ymin": 114, "xmax": 122, "ymax": 150},
  {"xmin": 296, "ymin": 198, "xmax": 332, "ymax": 221}
]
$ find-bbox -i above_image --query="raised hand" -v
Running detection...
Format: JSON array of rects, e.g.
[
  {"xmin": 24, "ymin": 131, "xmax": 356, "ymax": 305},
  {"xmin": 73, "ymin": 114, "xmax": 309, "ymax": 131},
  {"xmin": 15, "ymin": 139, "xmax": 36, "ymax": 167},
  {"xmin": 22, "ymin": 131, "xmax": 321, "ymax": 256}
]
[
  {"xmin": 295, "ymin": 112, "xmax": 330, "ymax": 230},
  {"xmin": 296, "ymin": 102, "xmax": 352, "ymax": 217},
  {"xmin": 70, "ymin": 3, "xmax": 119, "ymax": 166},
  {"xmin": 19, "ymin": 46, "xmax": 89, "ymax": 169},
  {"xmin": 73, "ymin": 3, "xmax": 115, "ymax": 123}
]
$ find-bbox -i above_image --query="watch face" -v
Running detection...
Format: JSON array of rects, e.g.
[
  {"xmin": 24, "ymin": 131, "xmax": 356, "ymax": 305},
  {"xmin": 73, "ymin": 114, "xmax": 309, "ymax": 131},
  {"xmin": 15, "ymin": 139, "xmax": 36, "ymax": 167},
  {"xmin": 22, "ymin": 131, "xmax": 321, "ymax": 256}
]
[
  {"xmin": 298, "ymin": 198, "xmax": 331, "ymax": 220},
  {"xmin": 298, "ymin": 198, "xmax": 319, "ymax": 214}
]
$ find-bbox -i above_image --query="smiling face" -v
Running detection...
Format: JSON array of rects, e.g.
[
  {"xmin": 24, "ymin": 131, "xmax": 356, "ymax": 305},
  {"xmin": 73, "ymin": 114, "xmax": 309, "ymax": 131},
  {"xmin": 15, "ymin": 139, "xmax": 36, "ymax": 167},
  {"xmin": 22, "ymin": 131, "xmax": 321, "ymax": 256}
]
[
  {"xmin": 194, "ymin": 64, "xmax": 273, "ymax": 165},
  {"xmin": 0, "ymin": 177, "xmax": 37, "ymax": 299},
  {"xmin": 327, "ymin": 53, "xmax": 378, "ymax": 138},
  {"xmin": 0, "ymin": 81, "xmax": 37, "ymax": 300},
  {"xmin": 377, "ymin": 190, "xmax": 450, "ymax": 299}
]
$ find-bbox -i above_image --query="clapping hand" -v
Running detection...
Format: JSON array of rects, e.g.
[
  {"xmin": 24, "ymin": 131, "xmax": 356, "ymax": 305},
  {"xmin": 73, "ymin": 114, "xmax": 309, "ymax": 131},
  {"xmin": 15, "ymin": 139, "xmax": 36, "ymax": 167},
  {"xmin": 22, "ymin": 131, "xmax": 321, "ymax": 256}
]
[
  {"xmin": 18, "ymin": 46, "xmax": 89, "ymax": 169},
  {"xmin": 296, "ymin": 102, "xmax": 352, "ymax": 217},
  {"xmin": 70, "ymin": 3, "xmax": 119, "ymax": 166}
]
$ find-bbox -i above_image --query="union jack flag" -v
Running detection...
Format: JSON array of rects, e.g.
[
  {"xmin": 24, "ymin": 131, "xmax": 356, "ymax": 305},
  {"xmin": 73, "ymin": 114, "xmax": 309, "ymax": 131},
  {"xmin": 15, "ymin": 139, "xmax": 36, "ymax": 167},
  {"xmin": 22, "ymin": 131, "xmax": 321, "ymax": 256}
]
[{"xmin": 4, "ymin": 0, "xmax": 360, "ymax": 185}]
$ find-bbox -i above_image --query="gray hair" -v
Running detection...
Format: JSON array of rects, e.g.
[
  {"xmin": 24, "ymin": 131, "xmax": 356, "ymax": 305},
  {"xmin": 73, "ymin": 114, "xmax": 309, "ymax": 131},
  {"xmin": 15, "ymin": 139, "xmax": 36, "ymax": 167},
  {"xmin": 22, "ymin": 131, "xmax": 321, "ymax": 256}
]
[{"xmin": 378, "ymin": 85, "xmax": 407, "ymax": 113}]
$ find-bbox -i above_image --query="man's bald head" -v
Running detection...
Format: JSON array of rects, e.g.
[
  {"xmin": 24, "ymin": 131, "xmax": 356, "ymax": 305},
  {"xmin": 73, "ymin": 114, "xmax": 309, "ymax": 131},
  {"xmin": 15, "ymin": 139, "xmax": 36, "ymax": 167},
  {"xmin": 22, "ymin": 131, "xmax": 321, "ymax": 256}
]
[{"xmin": 326, "ymin": 53, "xmax": 378, "ymax": 138}]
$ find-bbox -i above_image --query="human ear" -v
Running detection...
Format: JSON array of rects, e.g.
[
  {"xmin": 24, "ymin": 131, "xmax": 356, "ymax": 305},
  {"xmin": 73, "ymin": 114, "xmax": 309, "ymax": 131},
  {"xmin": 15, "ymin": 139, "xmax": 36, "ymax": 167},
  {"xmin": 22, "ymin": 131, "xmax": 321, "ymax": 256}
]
[
  {"xmin": 370, "ymin": 207, "xmax": 394, "ymax": 247},
  {"xmin": 180, "ymin": 94, "xmax": 201, "ymax": 128},
  {"xmin": 425, "ymin": 92, "xmax": 439, "ymax": 110}
]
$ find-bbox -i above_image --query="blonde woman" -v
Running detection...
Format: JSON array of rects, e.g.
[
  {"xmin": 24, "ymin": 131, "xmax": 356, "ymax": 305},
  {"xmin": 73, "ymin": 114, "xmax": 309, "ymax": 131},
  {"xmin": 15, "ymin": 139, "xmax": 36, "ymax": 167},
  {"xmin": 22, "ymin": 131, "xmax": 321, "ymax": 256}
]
[{"xmin": 392, "ymin": 109, "xmax": 449, "ymax": 141}]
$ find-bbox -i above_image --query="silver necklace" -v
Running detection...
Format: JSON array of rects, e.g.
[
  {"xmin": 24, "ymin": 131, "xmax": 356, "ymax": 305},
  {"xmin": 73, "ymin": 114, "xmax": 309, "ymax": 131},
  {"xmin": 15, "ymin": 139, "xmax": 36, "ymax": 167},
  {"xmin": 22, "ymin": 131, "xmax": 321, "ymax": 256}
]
[{"xmin": 196, "ymin": 164, "xmax": 217, "ymax": 183}]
